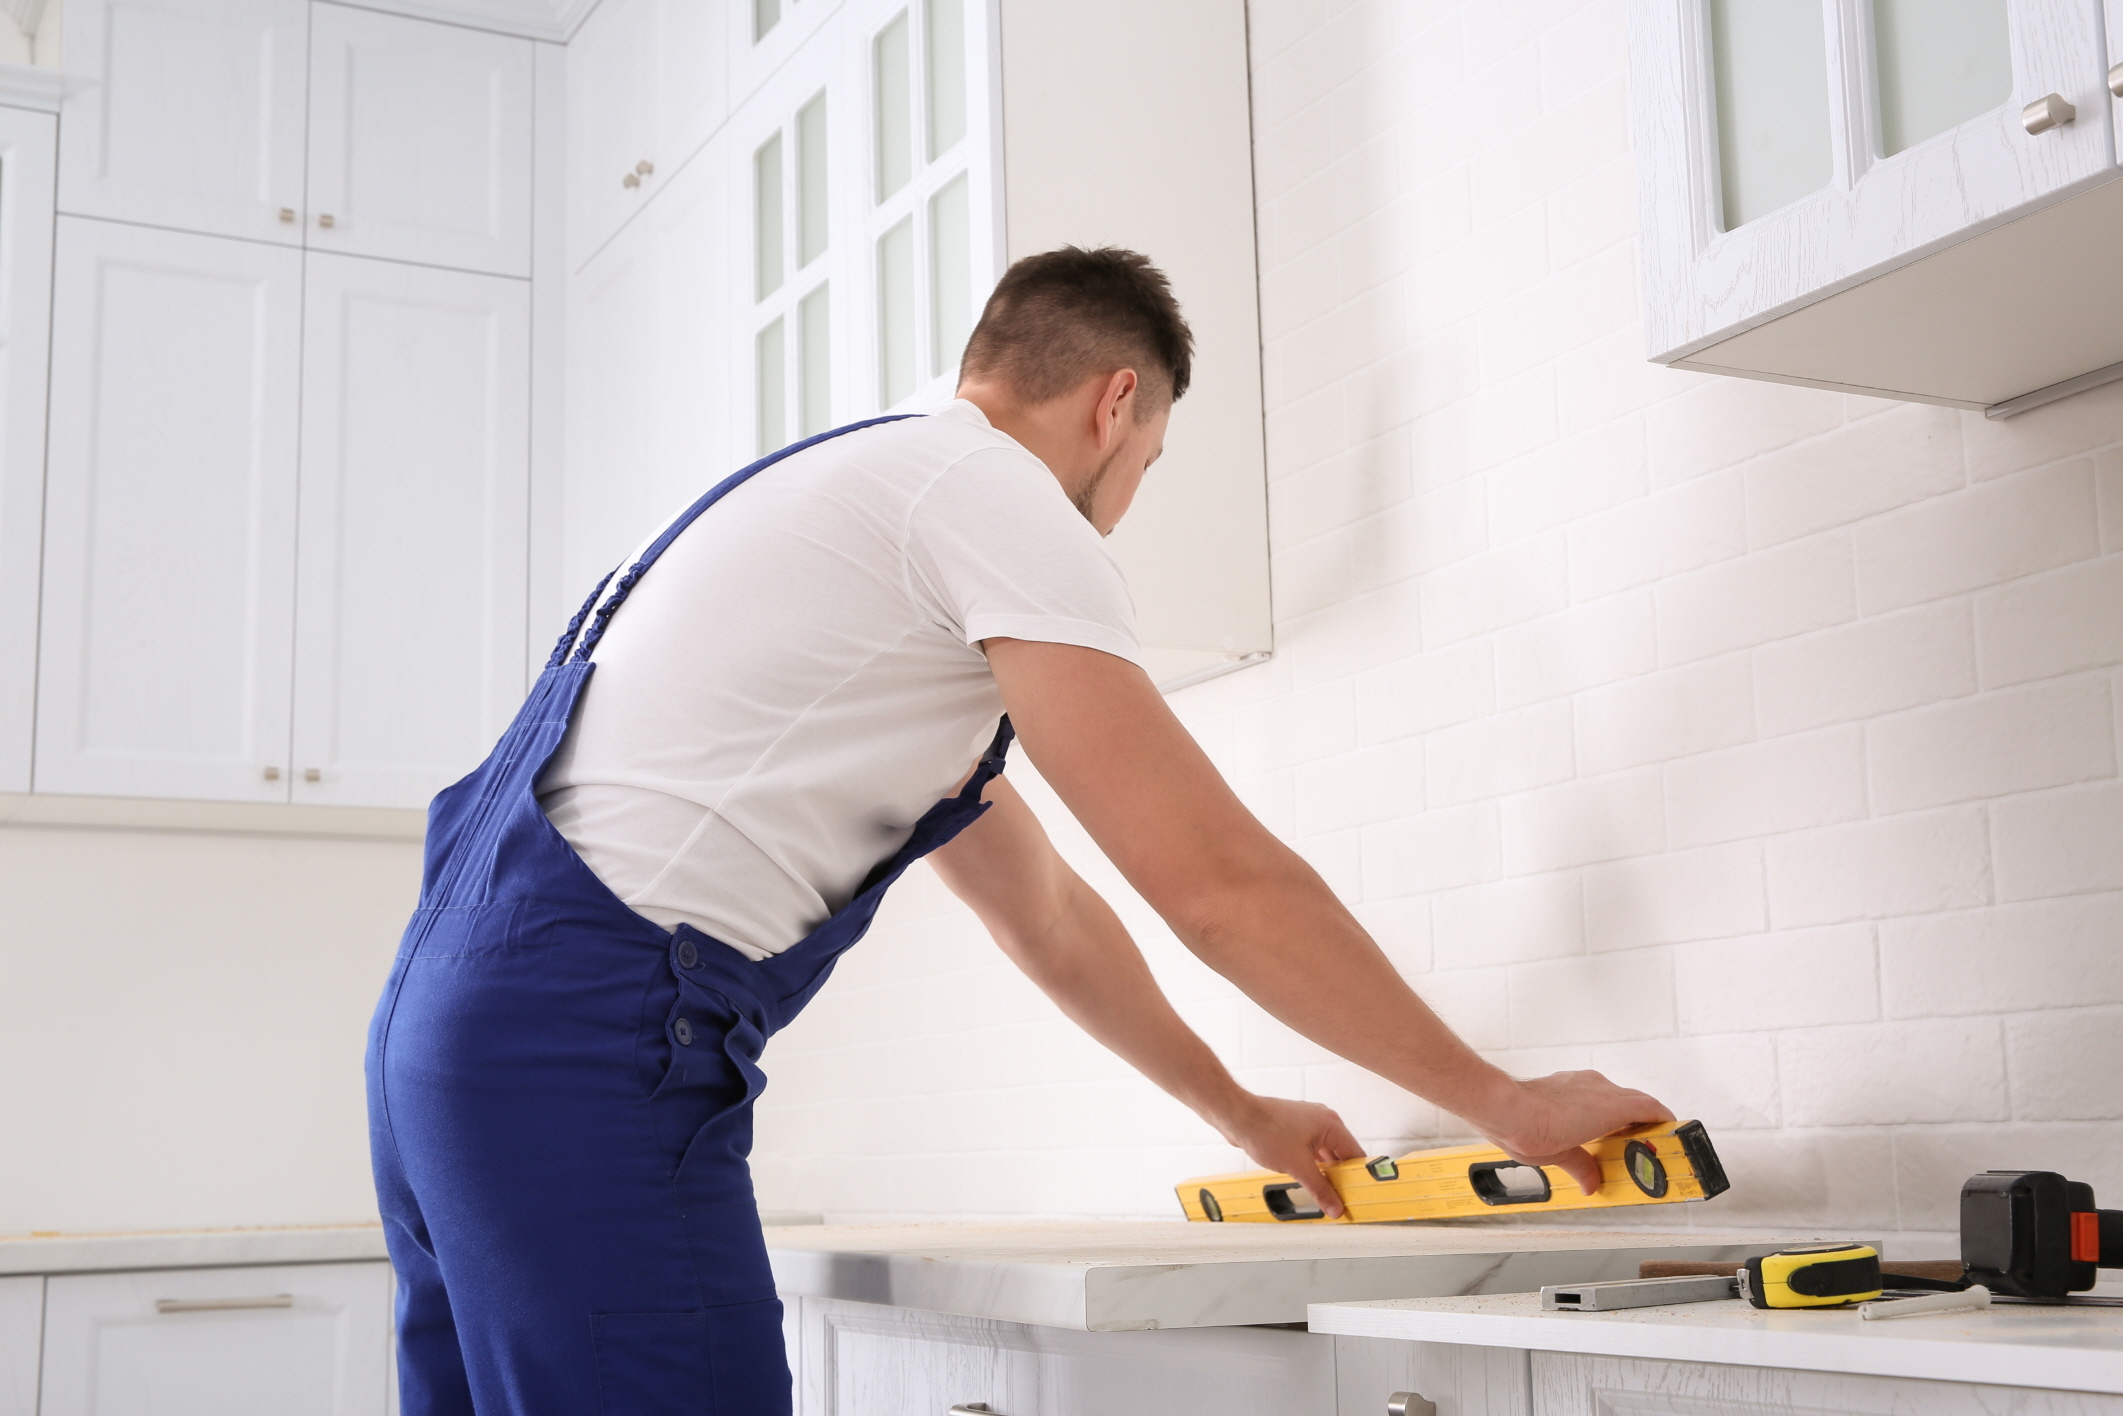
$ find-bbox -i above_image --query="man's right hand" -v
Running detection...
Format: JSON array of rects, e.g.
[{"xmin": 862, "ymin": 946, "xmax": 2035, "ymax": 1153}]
[{"xmin": 1467, "ymin": 1069, "xmax": 1676, "ymax": 1196}]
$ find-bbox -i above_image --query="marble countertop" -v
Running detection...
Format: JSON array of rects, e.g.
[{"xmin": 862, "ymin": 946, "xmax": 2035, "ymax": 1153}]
[
  {"xmin": 1306, "ymin": 1286, "xmax": 2123, "ymax": 1394},
  {"xmin": 763, "ymin": 1221, "xmax": 1829, "ymax": 1332},
  {"xmin": 0, "ymin": 1226, "xmax": 389, "ymax": 1276}
]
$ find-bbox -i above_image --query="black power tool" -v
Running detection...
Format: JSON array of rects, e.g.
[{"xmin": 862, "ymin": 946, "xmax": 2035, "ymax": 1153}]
[{"xmin": 1961, "ymin": 1170, "xmax": 2123, "ymax": 1300}]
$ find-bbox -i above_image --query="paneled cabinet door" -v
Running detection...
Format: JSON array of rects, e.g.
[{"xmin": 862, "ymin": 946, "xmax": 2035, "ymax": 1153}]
[
  {"xmin": 307, "ymin": 4, "xmax": 535, "ymax": 279},
  {"xmin": 40, "ymin": 1262, "xmax": 391, "ymax": 1416},
  {"xmin": 37, "ymin": 218, "xmax": 302, "ymax": 802},
  {"xmin": 0, "ymin": 1276, "xmax": 41, "ymax": 1416},
  {"xmin": 58, "ymin": 0, "xmax": 309, "ymax": 245},
  {"xmin": 291, "ymin": 253, "xmax": 530, "ymax": 810},
  {"xmin": 0, "ymin": 107, "xmax": 57, "ymax": 795},
  {"xmin": 565, "ymin": 0, "xmax": 655, "ymax": 267},
  {"xmin": 562, "ymin": 207, "xmax": 660, "ymax": 596}
]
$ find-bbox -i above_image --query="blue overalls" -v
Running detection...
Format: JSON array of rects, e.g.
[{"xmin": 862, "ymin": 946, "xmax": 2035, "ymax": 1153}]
[{"xmin": 365, "ymin": 416, "xmax": 1013, "ymax": 1414}]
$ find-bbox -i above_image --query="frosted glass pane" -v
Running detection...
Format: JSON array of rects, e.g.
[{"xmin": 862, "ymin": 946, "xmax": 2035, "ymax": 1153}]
[
  {"xmin": 878, "ymin": 217, "xmax": 916, "ymax": 407},
  {"xmin": 754, "ymin": 133, "xmax": 783, "ymax": 300},
  {"xmin": 928, "ymin": 173, "xmax": 970, "ymax": 377},
  {"xmin": 756, "ymin": 318, "xmax": 786, "ymax": 456},
  {"xmin": 753, "ymin": 0, "xmax": 779, "ymax": 43},
  {"xmin": 797, "ymin": 93, "xmax": 829, "ymax": 268},
  {"xmin": 1873, "ymin": 0, "xmax": 2011, "ymax": 156},
  {"xmin": 799, "ymin": 284, "xmax": 831, "ymax": 437},
  {"xmin": 925, "ymin": 0, "xmax": 966, "ymax": 161},
  {"xmin": 1709, "ymin": 0, "xmax": 1832, "ymax": 230},
  {"xmin": 875, "ymin": 12, "xmax": 912, "ymax": 201}
]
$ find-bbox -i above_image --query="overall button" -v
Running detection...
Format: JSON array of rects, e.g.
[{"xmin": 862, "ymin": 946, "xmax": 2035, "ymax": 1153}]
[
  {"xmin": 677, "ymin": 939, "xmax": 699, "ymax": 969},
  {"xmin": 673, "ymin": 1017, "xmax": 694, "ymax": 1046}
]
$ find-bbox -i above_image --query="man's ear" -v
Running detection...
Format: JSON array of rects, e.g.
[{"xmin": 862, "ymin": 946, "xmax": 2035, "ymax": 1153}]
[{"xmin": 1094, "ymin": 368, "xmax": 1139, "ymax": 450}]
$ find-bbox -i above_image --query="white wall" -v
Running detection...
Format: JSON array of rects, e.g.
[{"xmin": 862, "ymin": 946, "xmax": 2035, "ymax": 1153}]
[
  {"xmin": 0, "ymin": 825, "xmax": 416, "ymax": 1233},
  {"xmin": 751, "ymin": 0, "xmax": 2123, "ymax": 1248}
]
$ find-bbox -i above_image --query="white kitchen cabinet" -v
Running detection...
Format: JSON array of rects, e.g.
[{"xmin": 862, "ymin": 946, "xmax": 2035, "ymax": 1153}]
[
  {"xmin": 1335, "ymin": 1337, "xmax": 1530, "ymax": 1416},
  {"xmin": 565, "ymin": 0, "xmax": 730, "ymax": 270},
  {"xmin": 58, "ymin": 0, "xmax": 311, "ymax": 245},
  {"xmin": 0, "ymin": 106, "xmax": 57, "ymax": 796},
  {"xmin": 1532, "ymin": 1351, "xmax": 2123, "ymax": 1416},
  {"xmin": 39, "ymin": 1261, "xmax": 392, "ymax": 1416},
  {"xmin": 0, "ymin": 1276, "xmax": 41, "ymax": 1416},
  {"xmin": 306, "ymin": 4, "xmax": 535, "ymax": 279},
  {"xmin": 36, "ymin": 217, "xmax": 304, "ymax": 803},
  {"xmin": 291, "ymin": 254, "xmax": 529, "ymax": 809},
  {"xmin": 1630, "ymin": 0, "xmax": 2123, "ymax": 414},
  {"xmin": 795, "ymin": 1296, "xmax": 1335, "ymax": 1416}
]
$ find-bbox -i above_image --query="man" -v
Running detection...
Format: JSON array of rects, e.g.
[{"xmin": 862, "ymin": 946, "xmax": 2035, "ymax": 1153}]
[{"xmin": 367, "ymin": 247, "xmax": 1670, "ymax": 1414}]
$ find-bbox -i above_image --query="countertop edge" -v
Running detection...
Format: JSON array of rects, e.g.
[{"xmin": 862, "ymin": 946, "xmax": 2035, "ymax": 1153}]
[{"xmin": 0, "ymin": 1227, "xmax": 391, "ymax": 1276}]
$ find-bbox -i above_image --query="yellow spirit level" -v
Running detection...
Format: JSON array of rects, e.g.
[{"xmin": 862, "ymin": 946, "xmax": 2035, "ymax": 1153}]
[{"xmin": 1176, "ymin": 1119, "xmax": 1729, "ymax": 1224}]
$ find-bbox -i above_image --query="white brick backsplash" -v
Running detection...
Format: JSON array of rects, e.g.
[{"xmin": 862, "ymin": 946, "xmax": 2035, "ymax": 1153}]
[
  {"xmin": 1975, "ymin": 554, "xmax": 2123, "ymax": 689},
  {"xmin": 1578, "ymin": 654, "xmax": 1754, "ymax": 774},
  {"xmin": 1263, "ymin": 380, "xmax": 1347, "ymax": 477},
  {"xmin": 1413, "ymin": 967, "xmax": 1513, "ymax": 1052},
  {"xmin": 1304, "ymin": 1060, "xmax": 1443, "ymax": 1144},
  {"xmin": 1420, "ymin": 532, "xmax": 1571, "ymax": 645},
  {"xmin": 1487, "ymin": 415, "xmax": 1648, "ymax": 543},
  {"xmin": 1557, "ymin": 328, "xmax": 1706, "ymax": 436},
  {"xmin": 1431, "ymin": 871, "xmax": 1585, "ymax": 968},
  {"xmin": 1567, "ymin": 471, "xmax": 1748, "ymax": 601},
  {"xmin": 1657, "ymin": 533, "xmax": 1858, "ymax": 665},
  {"xmin": 1270, "ymin": 531, "xmax": 1354, "ymax": 621},
  {"xmin": 1673, "ymin": 925, "xmax": 1878, "ymax": 1033},
  {"xmin": 1362, "ymin": 802, "xmax": 1503, "ymax": 896},
  {"xmin": 1348, "ymin": 895, "xmax": 1433, "ymax": 975},
  {"xmin": 1284, "ymin": 580, "xmax": 1424, "ymax": 688},
  {"xmin": 2099, "ymin": 448, "xmax": 2122, "ymax": 552},
  {"xmin": 1350, "ymin": 477, "xmax": 1488, "ymax": 591},
  {"xmin": 1357, "ymin": 640, "xmax": 1497, "ymax": 743},
  {"xmin": 1644, "ymin": 375, "xmax": 1844, "ymax": 489},
  {"xmin": 1880, "ymin": 893, "xmax": 2123, "ymax": 1016},
  {"xmin": 1585, "ymin": 843, "xmax": 1766, "ymax": 951},
  {"xmin": 1296, "ymin": 739, "xmax": 1425, "ymax": 835},
  {"xmin": 1870, "ymin": 677, "xmax": 2116, "ymax": 815},
  {"xmin": 1268, "ymin": 427, "xmax": 1414, "ymax": 545},
  {"xmin": 1754, "ymin": 601, "xmax": 1977, "ymax": 736},
  {"xmin": 1702, "ymin": 1128, "xmax": 1899, "ymax": 1229},
  {"xmin": 1426, "ymin": 700, "xmax": 1575, "ymax": 806},
  {"xmin": 1590, "ymin": 1034, "xmax": 1780, "ymax": 1130},
  {"xmin": 1411, "ymin": 365, "xmax": 1561, "ymax": 490},
  {"xmin": 1477, "ymin": 242, "xmax": 1639, "ymax": 382},
  {"xmin": 1493, "ymin": 590, "xmax": 1658, "ymax": 708},
  {"xmin": 1226, "ymin": 681, "xmax": 1358, "ymax": 774},
  {"xmin": 1854, "ymin": 461, "xmax": 2100, "ymax": 613},
  {"xmin": 1778, "ymin": 1018, "xmax": 2007, "ymax": 1126},
  {"xmin": 1508, "ymin": 949, "xmax": 1676, "ymax": 1046},
  {"xmin": 1503, "ymin": 768, "xmax": 1667, "ymax": 873},
  {"xmin": 1470, "ymin": 79, "xmax": 1630, "ymax": 227},
  {"xmin": 1766, "ymin": 808, "xmax": 1990, "ymax": 927},
  {"xmin": 1665, "ymin": 728, "xmax": 1868, "ymax": 848},
  {"xmin": 1743, "ymin": 401, "xmax": 1965, "ymax": 548},
  {"xmin": 2008, "ymin": 1007, "xmax": 2123, "ymax": 1121},
  {"xmin": 1893, "ymin": 1122, "xmax": 2123, "ymax": 1231},
  {"xmin": 1545, "ymin": 157, "xmax": 1639, "ymax": 269},
  {"xmin": 1959, "ymin": 376, "xmax": 2123, "ymax": 482},
  {"xmin": 1991, "ymin": 782, "xmax": 2123, "ymax": 902}
]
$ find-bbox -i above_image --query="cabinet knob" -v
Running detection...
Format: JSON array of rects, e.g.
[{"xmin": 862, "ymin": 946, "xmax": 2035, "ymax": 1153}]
[
  {"xmin": 2109, "ymin": 61, "xmax": 2122, "ymax": 98},
  {"xmin": 263, "ymin": 766, "xmax": 281, "ymax": 781},
  {"xmin": 303, "ymin": 768, "xmax": 321, "ymax": 783},
  {"xmin": 2022, "ymin": 93, "xmax": 2076, "ymax": 134},
  {"xmin": 622, "ymin": 172, "xmax": 640, "ymax": 189},
  {"xmin": 635, "ymin": 159, "xmax": 655, "ymax": 176},
  {"xmin": 278, "ymin": 207, "xmax": 295, "ymax": 223},
  {"xmin": 1387, "ymin": 1395, "xmax": 1437, "ymax": 1416},
  {"xmin": 318, "ymin": 213, "xmax": 336, "ymax": 228}
]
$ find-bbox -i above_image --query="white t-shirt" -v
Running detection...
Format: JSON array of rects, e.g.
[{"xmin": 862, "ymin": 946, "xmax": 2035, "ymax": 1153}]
[{"xmin": 537, "ymin": 400, "xmax": 1141, "ymax": 959}]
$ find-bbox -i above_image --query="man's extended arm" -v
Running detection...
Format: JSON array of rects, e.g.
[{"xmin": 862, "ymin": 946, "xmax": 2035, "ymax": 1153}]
[{"xmin": 940, "ymin": 638, "xmax": 1671, "ymax": 1206}]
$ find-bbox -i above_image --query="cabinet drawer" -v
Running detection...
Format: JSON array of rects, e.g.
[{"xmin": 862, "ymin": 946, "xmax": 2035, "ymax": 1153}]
[
  {"xmin": 1533, "ymin": 1352, "xmax": 2123, "ymax": 1416},
  {"xmin": 798, "ymin": 1297, "xmax": 1333, "ymax": 1416},
  {"xmin": 41, "ymin": 1261, "xmax": 391, "ymax": 1416}
]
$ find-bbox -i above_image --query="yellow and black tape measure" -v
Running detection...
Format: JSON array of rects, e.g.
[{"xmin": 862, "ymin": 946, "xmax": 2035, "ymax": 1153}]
[
  {"xmin": 1176, "ymin": 1119, "xmax": 1728, "ymax": 1225},
  {"xmin": 1739, "ymin": 1244, "xmax": 1883, "ymax": 1308}
]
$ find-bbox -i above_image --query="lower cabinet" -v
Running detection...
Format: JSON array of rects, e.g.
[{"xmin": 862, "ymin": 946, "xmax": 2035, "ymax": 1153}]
[
  {"xmin": 792, "ymin": 1297, "xmax": 1336, "ymax": 1416},
  {"xmin": 1531, "ymin": 1353, "xmax": 2123, "ymax": 1416},
  {"xmin": 34, "ymin": 1261, "xmax": 393, "ymax": 1416},
  {"xmin": 1334, "ymin": 1336, "xmax": 1530, "ymax": 1416}
]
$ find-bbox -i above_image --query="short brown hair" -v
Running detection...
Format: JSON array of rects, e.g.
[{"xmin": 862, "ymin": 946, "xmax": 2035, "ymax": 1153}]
[{"xmin": 958, "ymin": 247, "xmax": 1194, "ymax": 413}]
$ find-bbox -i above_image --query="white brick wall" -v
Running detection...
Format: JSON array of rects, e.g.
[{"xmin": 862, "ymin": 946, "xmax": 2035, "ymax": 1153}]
[{"xmin": 753, "ymin": 0, "xmax": 2123, "ymax": 1241}]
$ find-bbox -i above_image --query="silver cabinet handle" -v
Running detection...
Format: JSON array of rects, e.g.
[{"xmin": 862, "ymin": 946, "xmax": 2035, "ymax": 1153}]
[
  {"xmin": 949, "ymin": 1406, "xmax": 998, "ymax": 1415},
  {"xmin": 2023, "ymin": 93, "xmax": 2076, "ymax": 134},
  {"xmin": 318, "ymin": 213, "xmax": 336, "ymax": 228},
  {"xmin": 1387, "ymin": 1395, "xmax": 1437, "ymax": 1416},
  {"xmin": 302, "ymin": 767, "xmax": 321, "ymax": 782},
  {"xmin": 263, "ymin": 766, "xmax": 282, "ymax": 781},
  {"xmin": 635, "ymin": 159, "xmax": 654, "ymax": 176},
  {"xmin": 2109, "ymin": 61, "xmax": 2122, "ymax": 98},
  {"xmin": 278, "ymin": 207, "xmax": 295, "ymax": 223},
  {"xmin": 157, "ymin": 1295, "xmax": 294, "ymax": 1313},
  {"xmin": 622, "ymin": 172, "xmax": 640, "ymax": 188}
]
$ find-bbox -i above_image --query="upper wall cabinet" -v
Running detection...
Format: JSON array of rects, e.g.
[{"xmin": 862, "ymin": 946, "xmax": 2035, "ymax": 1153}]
[
  {"xmin": 1630, "ymin": 0, "xmax": 2123, "ymax": 415},
  {"xmin": 0, "ymin": 109, "xmax": 58, "ymax": 796},
  {"xmin": 307, "ymin": 5, "xmax": 535, "ymax": 278},
  {"xmin": 60, "ymin": 0, "xmax": 534, "ymax": 278}
]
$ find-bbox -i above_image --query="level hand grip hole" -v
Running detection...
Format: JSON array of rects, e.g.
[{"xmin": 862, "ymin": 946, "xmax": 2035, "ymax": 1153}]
[{"xmin": 1468, "ymin": 1160, "xmax": 1552, "ymax": 1206}]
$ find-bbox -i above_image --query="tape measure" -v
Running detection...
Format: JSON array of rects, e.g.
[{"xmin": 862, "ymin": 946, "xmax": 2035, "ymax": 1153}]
[
  {"xmin": 1176, "ymin": 1119, "xmax": 1728, "ymax": 1225},
  {"xmin": 1738, "ymin": 1244, "xmax": 1883, "ymax": 1308}
]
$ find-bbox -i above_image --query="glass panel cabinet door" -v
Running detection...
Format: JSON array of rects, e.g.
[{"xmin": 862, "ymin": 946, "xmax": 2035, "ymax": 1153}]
[
  {"xmin": 1707, "ymin": 0, "xmax": 1833, "ymax": 228},
  {"xmin": 1871, "ymin": 0, "xmax": 2014, "ymax": 155}
]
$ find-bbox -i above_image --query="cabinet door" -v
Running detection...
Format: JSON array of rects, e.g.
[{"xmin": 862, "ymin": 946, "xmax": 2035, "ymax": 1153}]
[
  {"xmin": 291, "ymin": 253, "xmax": 530, "ymax": 810},
  {"xmin": 0, "ymin": 107, "xmax": 56, "ymax": 795},
  {"xmin": 40, "ymin": 1262, "xmax": 390, "ymax": 1416},
  {"xmin": 307, "ymin": 5, "xmax": 535, "ymax": 279},
  {"xmin": 0, "ymin": 1276, "xmax": 41, "ymax": 1416},
  {"xmin": 1531, "ymin": 1351, "xmax": 2123, "ymax": 1416},
  {"xmin": 1335, "ymin": 1337, "xmax": 1530, "ymax": 1416},
  {"xmin": 58, "ymin": 0, "xmax": 309, "ymax": 244},
  {"xmin": 563, "ymin": 207, "xmax": 659, "ymax": 595},
  {"xmin": 565, "ymin": 0, "xmax": 655, "ymax": 267},
  {"xmin": 1634, "ymin": 0, "xmax": 2117, "ymax": 364},
  {"xmin": 37, "ymin": 218, "xmax": 302, "ymax": 802},
  {"xmin": 653, "ymin": 0, "xmax": 730, "ymax": 175}
]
